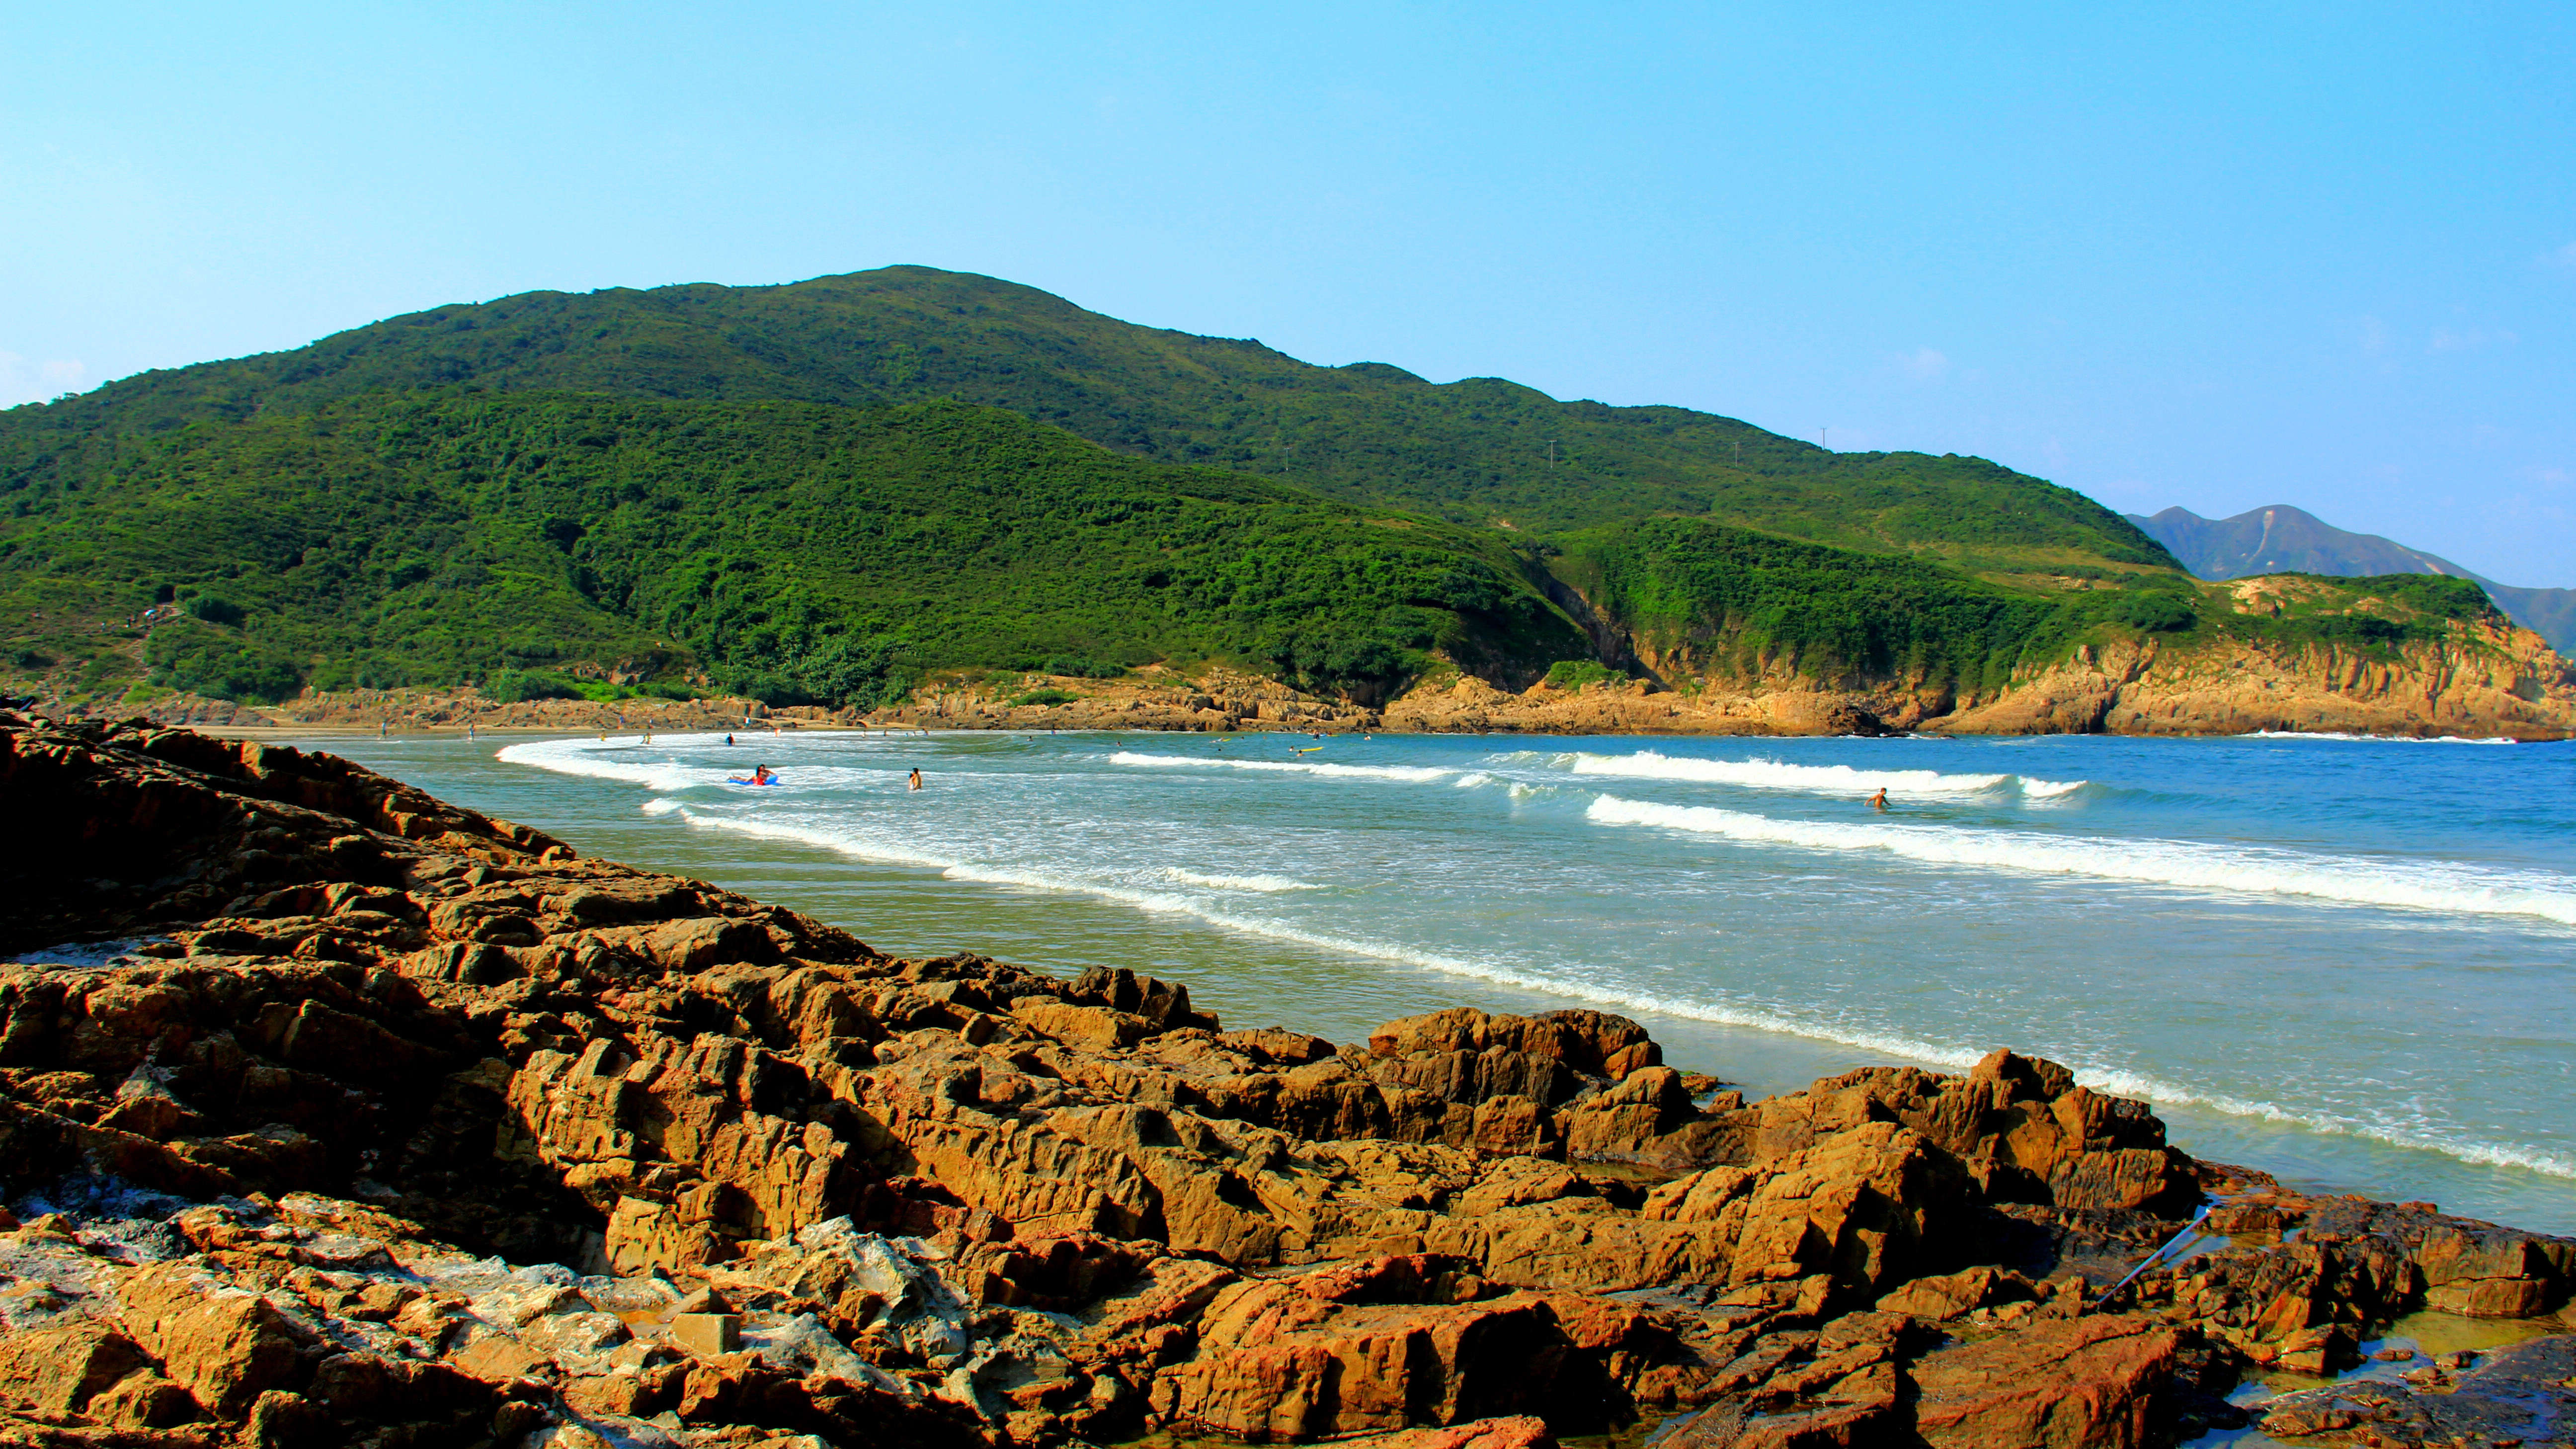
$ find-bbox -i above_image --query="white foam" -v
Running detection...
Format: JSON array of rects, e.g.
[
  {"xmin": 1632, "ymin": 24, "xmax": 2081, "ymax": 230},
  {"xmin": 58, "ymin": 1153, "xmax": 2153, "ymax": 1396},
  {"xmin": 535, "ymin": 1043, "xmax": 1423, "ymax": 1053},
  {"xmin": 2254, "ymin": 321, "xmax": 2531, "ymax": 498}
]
[
  {"xmin": 1161, "ymin": 867, "xmax": 1318, "ymax": 893},
  {"xmin": 2244, "ymin": 731, "xmax": 2516, "ymax": 745},
  {"xmin": 1562, "ymin": 749, "xmax": 2085, "ymax": 799},
  {"xmin": 1585, "ymin": 793, "xmax": 2576, "ymax": 926},
  {"xmin": 640, "ymin": 798, "xmax": 683, "ymax": 817},
  {"xmin": 2072, "ymin": 1065, "xmax": 2576, "ymax": 1179},
  {"xmin": 670, "ymin": 810, "xmax": 957, "ymax": 871},
  {"xmin": 659, "ymin": 807, "xmax": 2576, "ymax": 1181},
  {"xmin": 497, "ymin": 738, "xmax": 709, "ymax": 794},
  {"xmin": 1108, "ymin": 751, "xmax": 1454, "ymax": 783},
  {"xmin": 1453, "ymin": 772, "xmax": 1493, "ymax": 788}
]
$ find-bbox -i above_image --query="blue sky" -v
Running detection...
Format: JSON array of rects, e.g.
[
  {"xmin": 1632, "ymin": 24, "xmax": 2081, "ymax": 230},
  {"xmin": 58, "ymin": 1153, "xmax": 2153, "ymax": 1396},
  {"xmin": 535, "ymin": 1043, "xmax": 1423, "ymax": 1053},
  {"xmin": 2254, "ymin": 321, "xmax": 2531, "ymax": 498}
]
[{"xmin": 7, "ymin": 3, "xmax": 2572, "ymax": 584}]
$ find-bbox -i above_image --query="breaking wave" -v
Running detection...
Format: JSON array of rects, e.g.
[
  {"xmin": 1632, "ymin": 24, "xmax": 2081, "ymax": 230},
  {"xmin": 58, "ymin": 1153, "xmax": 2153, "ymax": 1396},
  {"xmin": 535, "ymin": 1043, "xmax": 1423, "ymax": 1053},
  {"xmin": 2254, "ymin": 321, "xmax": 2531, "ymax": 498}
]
[
  {"xmin": 2244, "ymin": 731, "xmax": 2516, "ymax": 745},
  {"xmin": 1561, "ymin": 750, "xmax": 2085, "ymax": 799},
  {"xmin": 1584, "ymin": 794, "xmax": 2576, "ymax": 926},
  {"xmin": 1108, "ymin": 751, "xmax": 1454, "ymax": 783},
  {"xmin": 631, "ymin": 808, "xmax": 2576, "ymax": 1180},
  {"xmin": 497, "ymin": 738, "xmax": 714, "ymax": 795}
]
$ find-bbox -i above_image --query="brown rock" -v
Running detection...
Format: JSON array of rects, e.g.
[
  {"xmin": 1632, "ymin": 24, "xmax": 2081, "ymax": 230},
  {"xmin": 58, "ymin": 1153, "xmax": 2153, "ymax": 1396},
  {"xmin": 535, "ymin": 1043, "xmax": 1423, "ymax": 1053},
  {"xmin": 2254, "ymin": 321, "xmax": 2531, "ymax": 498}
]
[
  {"xmin": 2275, "ymin": 1324, "xmax": 2356, "ymax": 1376},
  {"xmin": 1727, "ymin": 1121, "xmax": 1970, "ymax": 1297},
  {"xmin": 1873, "ymin": 1266, "xmax": 2034, "ymax": 1322},
  {"xmin": 2423, "ymin": 1276, "xmax": 2550, "ymax": 1317},
  {"xmin": 87, "ymin": 1369, "xmax": 202, "ymax": 1429},
  {"xmin": 242, "ymin": 1389, "xmax": 334, "ymax": 1449},
  {"xmin": 1343, "ymin": 1415, "xmax": 1559, "ymax": 1449},
  {"xmin": 118, "ymin": 1264, "xmax": 309, "ymax": 1419},
  {"xmin": 563, "ymin": 1370, "xmax": 675, "ymax": 1418},
  {"xmin": 21, "ymin": 714, "xmax": 2576, "ymax": 1449},
  {"xmin": 1013, "ymin": 999, "xmax": 1149, "ymax": 1052},
  {"xmin": 1153, "ymin": 1262, "xmax": 1576, "ymax": 1440},
  {"xmin": 1909, "ymin": 1314, "xmax": 2180, "ymax": 1449},
  {"xmin": 0, "ymin": 1319, "xmax": 148, "ymax": 1412},
  {"xmin": 669, "ymin": 1312, "xmax": 743, "ymax": 1356}
]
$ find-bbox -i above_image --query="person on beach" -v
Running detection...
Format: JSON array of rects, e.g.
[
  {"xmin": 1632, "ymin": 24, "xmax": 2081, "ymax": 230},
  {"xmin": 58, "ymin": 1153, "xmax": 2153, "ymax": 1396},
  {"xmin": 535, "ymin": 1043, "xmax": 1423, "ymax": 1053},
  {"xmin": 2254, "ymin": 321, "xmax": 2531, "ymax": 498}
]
[
  {"xmin": 1868, "ymin": 787, "xmax": 1890, "ymax": 812},
  {"xmin": 908, "ymin": 768, "xmax": 923, "ymax": 791},
  {"xmin": 725, "ymin": 734, "xmax": 734, "ymax": 746}
]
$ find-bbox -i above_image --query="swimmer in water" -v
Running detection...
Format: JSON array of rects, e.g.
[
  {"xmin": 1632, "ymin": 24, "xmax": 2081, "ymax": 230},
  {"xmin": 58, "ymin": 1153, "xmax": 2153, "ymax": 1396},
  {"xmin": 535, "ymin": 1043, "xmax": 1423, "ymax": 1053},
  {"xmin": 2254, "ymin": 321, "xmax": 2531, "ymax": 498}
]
[
  {"xmin": 1868, "ymin": 787, "xmax": 1889, "ymax": 812},
  {"xmin": 908, "ymin": 768, "xmax": 923, "ymax": 791}
]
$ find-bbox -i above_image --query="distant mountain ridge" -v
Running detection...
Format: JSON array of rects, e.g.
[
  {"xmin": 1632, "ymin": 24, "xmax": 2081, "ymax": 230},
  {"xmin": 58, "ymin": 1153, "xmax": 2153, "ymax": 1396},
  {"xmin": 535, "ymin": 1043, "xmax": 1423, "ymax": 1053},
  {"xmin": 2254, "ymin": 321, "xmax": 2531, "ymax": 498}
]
[{"xmin": 2128, "ymin": 504, "xmax": 2576, "ymax": 654}]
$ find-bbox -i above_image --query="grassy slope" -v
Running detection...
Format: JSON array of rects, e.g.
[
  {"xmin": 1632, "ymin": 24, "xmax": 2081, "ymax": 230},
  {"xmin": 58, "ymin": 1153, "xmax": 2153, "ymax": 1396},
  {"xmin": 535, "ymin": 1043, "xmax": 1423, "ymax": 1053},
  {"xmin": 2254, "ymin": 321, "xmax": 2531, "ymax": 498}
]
[
  {"xmin": 1, "ymin": 266, "xmax": 2177, "ymax": 571},
  {"xmin": 0, "ymin": 394, "xmax": 1585, "ymax": 704}
]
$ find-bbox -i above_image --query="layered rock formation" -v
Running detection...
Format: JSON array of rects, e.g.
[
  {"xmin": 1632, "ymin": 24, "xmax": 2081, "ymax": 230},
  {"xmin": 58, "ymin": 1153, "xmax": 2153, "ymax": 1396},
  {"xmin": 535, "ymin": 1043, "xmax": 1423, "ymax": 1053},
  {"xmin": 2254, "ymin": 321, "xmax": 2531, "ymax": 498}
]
[
  {"xmin": 67, "ymin": 607, "xmax": 2576, "ymax": 742},
  {"xmin": 3, "ymin": 710, "xmax": 2572, "ymax": 1449},
  {"xmin": 1376, "ymin": 615, "xmax": 2576, "ymax": 740}
]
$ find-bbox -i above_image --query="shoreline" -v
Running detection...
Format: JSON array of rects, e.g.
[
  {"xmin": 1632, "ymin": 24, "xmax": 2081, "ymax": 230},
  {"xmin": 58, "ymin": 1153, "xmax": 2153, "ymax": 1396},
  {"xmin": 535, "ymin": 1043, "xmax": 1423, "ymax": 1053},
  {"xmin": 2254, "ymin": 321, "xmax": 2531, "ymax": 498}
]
[
  {"xmin": 209, "ymin": 721, "xmax": 2576, "ymax": 1228},
  {"xmin": 136, "ymin": 711, "xmax": 2576, "ymax": 742},
  {"xmin": 24, "ymin": 645, "xmax": 2576, "ymax": 744},
  {"xmin": 3, "ymin": 711, "xmax": 2571, "ymax": 1448}
]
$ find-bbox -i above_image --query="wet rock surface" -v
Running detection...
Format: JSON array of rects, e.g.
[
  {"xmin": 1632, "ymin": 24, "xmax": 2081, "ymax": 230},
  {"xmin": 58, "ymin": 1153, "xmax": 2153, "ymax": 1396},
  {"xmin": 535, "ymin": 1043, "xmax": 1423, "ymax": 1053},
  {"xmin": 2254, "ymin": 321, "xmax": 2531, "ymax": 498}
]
[{"xmin": 2, "ymin": 709, "xmax": 2572, "ymax": 1448}]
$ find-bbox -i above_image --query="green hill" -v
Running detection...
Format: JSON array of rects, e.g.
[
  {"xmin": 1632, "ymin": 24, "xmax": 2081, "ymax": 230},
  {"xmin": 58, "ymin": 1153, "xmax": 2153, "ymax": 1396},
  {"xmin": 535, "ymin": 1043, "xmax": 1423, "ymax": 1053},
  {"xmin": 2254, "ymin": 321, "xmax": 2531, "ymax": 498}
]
[
  {"xmin": 0, "ymin": 394, "xmax": 1586, "ymax": 705},
  {"xmin": 9, "ymin": 265, "xmax": 2491, "ymax": 720},
  {"xmin": 5, "ymin": 265, "xmax": 2176, "ymax": 573}
]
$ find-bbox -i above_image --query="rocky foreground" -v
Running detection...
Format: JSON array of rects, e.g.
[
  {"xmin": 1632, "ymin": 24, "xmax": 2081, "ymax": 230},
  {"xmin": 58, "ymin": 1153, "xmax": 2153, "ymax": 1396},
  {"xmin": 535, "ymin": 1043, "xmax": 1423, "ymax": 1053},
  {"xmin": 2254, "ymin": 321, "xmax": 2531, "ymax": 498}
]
[{"xmin": 2, "ymin": 711, "xmax": 2573, "ymax": 1449}]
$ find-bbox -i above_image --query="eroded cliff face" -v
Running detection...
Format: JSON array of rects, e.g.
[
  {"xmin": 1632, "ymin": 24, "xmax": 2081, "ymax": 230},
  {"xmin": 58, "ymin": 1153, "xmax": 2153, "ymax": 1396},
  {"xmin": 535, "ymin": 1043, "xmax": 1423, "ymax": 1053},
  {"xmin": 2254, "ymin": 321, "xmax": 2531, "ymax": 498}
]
[
  {"xmin": 1919, "ymin": 614, "xmax": 2576, "ymax": 738},
  {"xmin": 1377, "ymin": 601, "xmax": 2576, "ymax": 740},
  {"xmin": 3, "ymin": 712, "xmax": 2576, "ymax": 1449},
  {"xmin": 59, "ymin": 599, "xmax": 2576, "ymax": 742}
]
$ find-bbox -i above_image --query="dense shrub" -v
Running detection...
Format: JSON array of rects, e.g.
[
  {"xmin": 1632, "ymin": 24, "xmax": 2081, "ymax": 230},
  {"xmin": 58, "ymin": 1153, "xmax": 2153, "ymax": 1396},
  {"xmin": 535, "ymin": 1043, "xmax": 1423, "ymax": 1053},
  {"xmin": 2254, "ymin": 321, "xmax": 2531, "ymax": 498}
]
[
  {"xmin": 1543, "ymin": 659, "xmax": 1622, "ymax": 690},
  {"xmin": 0, "ymin": 394, "xmax": 1585, "ymax": 699},
  {"xmin": 144, "ymin": 619, "xmax": 303, "ymax": 703},
  {"xmin": 484, "ymin": 669, "xmax": 584, "ymax": 703}
]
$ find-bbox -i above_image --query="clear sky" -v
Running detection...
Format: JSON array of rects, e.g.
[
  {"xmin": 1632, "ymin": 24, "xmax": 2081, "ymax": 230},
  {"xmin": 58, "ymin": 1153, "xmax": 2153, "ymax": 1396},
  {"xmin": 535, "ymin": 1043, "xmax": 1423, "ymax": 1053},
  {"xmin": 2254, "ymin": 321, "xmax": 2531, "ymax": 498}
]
[{"xmin": 7, "ymin": 3, "xmax": 2572, "ymax": 584}]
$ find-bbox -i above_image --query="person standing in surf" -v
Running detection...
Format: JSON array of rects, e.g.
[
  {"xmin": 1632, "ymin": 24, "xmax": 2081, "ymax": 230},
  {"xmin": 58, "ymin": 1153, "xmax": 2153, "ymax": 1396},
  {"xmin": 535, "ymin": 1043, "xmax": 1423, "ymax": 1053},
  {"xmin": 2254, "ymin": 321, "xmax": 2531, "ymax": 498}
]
[
  {"xmin": 1868, "ymin": 787, "xmax": 1890, "ymax": 812},
  {"xmin": 908, "ymin": 768, "xmax": 923, "ymax": 791}
]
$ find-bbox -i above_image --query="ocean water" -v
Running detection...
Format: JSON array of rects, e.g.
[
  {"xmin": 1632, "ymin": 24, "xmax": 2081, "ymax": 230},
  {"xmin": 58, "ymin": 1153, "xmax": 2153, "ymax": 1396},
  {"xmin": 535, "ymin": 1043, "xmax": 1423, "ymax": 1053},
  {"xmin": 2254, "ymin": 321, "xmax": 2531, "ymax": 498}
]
[{"xmin": 304, "ymin": 728, "xmax": 2576, "ymax": 1233}]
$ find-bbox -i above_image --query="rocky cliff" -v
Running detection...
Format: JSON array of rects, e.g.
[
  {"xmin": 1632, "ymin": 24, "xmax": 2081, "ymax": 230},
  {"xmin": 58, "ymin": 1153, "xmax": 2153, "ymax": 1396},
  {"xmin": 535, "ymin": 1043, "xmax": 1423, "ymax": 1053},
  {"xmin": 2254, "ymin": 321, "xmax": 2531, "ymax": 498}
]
[
  {"xmin": 59, "ymin": 613, "xmax": 2576, "ymax": 741},
  {"xmin": 3, "ymin": 711, "xmax": 2575, "ymax": 1449},
  {"xmin": 1374, "ymin": 601, "xmax": 2576, "ymax": 740}
]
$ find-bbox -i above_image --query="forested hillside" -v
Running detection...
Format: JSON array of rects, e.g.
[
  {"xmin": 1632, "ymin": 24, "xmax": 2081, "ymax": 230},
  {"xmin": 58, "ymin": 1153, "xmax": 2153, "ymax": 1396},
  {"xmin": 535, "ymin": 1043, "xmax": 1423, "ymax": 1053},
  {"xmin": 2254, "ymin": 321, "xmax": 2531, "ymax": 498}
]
[
  {"xmin": 0, "ymin": 395, "xmax": 1584, "ymax": 705},
  {"xmin": 4, "ymin": 266, "xmax": 2174, "ymax": 570},
  {"xmin": 5, "ymin": 266, "xmax": 2511, "ymax": 719}
]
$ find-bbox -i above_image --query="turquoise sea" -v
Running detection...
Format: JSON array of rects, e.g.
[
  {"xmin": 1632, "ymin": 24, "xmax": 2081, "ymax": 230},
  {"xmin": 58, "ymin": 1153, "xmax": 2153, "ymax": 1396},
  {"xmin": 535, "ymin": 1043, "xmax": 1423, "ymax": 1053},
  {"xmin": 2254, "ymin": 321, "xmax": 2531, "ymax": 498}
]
[{"xmin": 308, "ymin": 727, "xmax": 2576, "ymax": 1234}]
